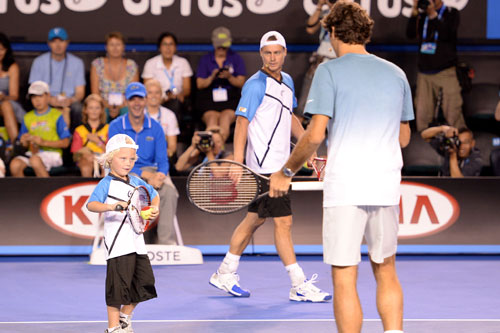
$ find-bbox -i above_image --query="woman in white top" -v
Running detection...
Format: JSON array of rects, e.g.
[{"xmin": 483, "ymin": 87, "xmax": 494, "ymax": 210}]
[{"xmin": 142, "ymin": 32, "xmax": 193, "ymax": 117}]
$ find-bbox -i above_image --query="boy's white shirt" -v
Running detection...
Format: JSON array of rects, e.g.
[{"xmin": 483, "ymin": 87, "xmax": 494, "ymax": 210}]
[{"xmin": 103, "ymin": 178, "xmax": 147, "ymax": 260}]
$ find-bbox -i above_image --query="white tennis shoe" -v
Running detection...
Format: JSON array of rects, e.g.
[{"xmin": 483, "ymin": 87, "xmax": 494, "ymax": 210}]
[
  {"xmin": 209, "ymin": 270, "xmax": 250, "ymax": 297},
  {"xmin": 289, "ymin": 274, "xmax": 332, "ymax": 302},
  {"xmin": 105, "ymin": 326, "xmax": 126, "ymax": 333}
]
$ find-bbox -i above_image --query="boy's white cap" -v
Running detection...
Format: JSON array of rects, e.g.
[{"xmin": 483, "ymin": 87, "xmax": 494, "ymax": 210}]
[
  {"xmin": 28, "ymin": 81, "xmax": 50, "ymax": 95},
  {"xmin": 260, "ymin": 31, "xmax": 286, "ymax": 50},
  {"xmin": 106, "ymin": 134, "xmax": 138, "ymax": 154}
]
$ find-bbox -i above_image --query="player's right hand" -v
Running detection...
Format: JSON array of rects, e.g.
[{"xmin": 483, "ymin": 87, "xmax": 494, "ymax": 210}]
[{"xmin": 228, "ymin": 163, "xmax": 243, "ymax": 185}]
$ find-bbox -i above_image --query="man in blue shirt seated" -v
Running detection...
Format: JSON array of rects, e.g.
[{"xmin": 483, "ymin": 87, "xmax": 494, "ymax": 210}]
[
  {"xmin": 108, "ymin": 82, "xmax": 180, "ymax": 245},
  {"xmin": 28, "ymin": 27, "xmax": 85, "ymax": 131},
  {"xmin": 421, "ymin": 125, "xmax": 483, "ymax": 177}
]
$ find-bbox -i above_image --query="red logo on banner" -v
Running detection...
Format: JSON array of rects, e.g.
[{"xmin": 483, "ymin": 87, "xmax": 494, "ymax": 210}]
[
  {"xmin": 399, "ymin": 181, "xmax": 460, "ymax": 239},
  {"xmin": 40, "ymin": 182, "xmax": 100, "ymax": 239}
]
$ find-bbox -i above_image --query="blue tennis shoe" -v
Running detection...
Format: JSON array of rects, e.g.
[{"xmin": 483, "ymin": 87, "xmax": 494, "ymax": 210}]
[
  {"xmin": 209, "ymin": 271, "xmax": 250, "ymax": 297},
  {"xmin": 289, "ymin": 274, "xmax": 332, "ymax": 302}
]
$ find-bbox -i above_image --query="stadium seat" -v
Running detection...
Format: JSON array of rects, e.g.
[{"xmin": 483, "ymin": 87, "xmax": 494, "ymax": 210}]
[
  {"xmin": 462, "ymin": 83, "xmax": 499, "ymax": 132},
  {"xmin": 490, "ymin": 148, "xmax": 500, "ymax": 176},
  {"xmin": 402, "ymin": 132, "xmax": 443, "ymax": 176}
]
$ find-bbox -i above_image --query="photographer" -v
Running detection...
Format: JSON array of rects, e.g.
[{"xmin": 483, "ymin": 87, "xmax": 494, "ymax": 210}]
[
  {"xmin": 175, "ymin": 126, "xmax": 232, "ymax": 172},
  {"xmin": 421, "ymin": 125, "xmax": 483, "ymax": 177},
  {"xmin": 407, "ymin": 0, "xmax": 466, "ymax": 132}
]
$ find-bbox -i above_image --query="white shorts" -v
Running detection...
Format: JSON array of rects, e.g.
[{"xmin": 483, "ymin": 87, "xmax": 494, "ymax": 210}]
[
  {"xmin": 14, "ymin": 151, "xmax": 63, "ymax": 171},
  {"xmin": 323, "ymin": 205, "xmax": 399, "ymax": 266}
]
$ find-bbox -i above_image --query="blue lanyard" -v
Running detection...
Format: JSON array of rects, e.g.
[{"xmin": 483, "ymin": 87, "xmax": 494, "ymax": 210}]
[
  {"xmin": 163, "ymin": 67, "xmax": 175, "ymax": 91},
  {"xmin": 422, "ymin": 5, "xmax": 447, "ymax": 41}
]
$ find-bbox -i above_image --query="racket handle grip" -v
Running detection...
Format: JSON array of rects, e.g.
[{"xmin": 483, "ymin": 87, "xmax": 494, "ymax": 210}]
[{"xmin": 115, "ymin": 204, "xmax": 124, "ymax": 211}]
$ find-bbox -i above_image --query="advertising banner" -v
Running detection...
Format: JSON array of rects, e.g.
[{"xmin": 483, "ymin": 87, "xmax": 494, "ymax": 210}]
[
  {"xmin": 0, "ymin": 0, "xmax": 492, "ymax": 44},
  {"xmin": 1, "ymin": 177, "xmax": 499, "ymax": 254}
]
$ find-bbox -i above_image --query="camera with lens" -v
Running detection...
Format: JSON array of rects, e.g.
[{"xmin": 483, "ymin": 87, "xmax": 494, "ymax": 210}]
[
  {"xmin": 196, "ymin": 131, "xmax": 214, "ymax": 150},
  {"xmin": 437, "ymin": 134, "xmax": 460, "ymax": 153},
  {"xmin": 417, "ymin": 0, "xmax": 430, "ymax": 10}
]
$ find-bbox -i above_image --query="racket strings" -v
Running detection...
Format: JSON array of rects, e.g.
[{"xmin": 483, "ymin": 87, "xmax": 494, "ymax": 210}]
[
  {"xmin": 128, "ymin": 187, "xmax": 151, "ymax": 234},
  {"xmin": 188, "ymin": 165, "xmax": 259, "ymax": 214}
]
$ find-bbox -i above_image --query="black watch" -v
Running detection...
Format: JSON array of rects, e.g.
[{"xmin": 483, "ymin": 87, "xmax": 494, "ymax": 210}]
[{"xmin": 282, "ymin": 166, "xmax": 295, "ymax": 177}]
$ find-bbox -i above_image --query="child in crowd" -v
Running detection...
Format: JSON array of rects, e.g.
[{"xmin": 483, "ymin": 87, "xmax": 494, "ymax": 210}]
[
  {"xmin": 87, "ymin": 134, "xmax": 159, "ymax": 333},
  {"xmin": 71, "ymin": 94, "xmax": 109, "ymax": 177},
  {"xmin": 144, "ymin": 79, "xmax": 180, "ymax": 160},
  {"xmin": 9, "ymin": 81, "xmax": 70, "ymax": 177}
]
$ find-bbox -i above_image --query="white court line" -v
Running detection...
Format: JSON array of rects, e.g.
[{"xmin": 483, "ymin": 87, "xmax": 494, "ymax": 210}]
[{"xmin": 1, "ymin": 319, "xmax": 500, "ymax": 324}]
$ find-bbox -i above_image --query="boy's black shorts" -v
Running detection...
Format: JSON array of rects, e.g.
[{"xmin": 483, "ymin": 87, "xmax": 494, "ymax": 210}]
[{"xmin": 106, "ymin": 253, "xmax": 157, "ymax": 307}]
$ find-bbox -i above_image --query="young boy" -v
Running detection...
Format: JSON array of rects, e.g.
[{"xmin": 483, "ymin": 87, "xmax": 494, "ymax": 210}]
[
  {"xmin": 9, "ymin": 81, "xmax": 71, "ymax": 177},
  {"xmin": 87, "ymin": 133, "xmax": 160, "ymax": 333}
]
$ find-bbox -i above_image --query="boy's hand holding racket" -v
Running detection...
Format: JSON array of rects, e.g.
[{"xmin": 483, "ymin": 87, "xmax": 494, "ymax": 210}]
[{"xmin": 113, "ymin": 202, "xmax": 128, "ymax": 211}]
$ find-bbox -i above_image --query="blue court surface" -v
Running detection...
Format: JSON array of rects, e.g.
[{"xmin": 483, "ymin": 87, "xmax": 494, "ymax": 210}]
[{"xmin": 1, "ymin": 255, "xmax": 499, "ymax": 332}]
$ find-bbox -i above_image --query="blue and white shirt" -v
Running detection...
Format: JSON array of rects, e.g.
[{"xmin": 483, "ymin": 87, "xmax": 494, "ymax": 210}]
[
  {"xmin": 88, "ymin": 174, "xmax": 158, "ymax": 260},
  {"xmin": 305, "ymin": 54, "xmax": 414, "ymax": 206},
  {"xmin": 235, "ymin": 70, "xmax": 297, "ymax": 174}
]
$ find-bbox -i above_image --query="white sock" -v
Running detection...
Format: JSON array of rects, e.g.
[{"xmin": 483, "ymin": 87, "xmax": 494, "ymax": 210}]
[
  {"xmin": 285, "ymin": 263, "xmax": 306, "ymax": 287},
  {"xmin": 384, "ymin": 330, "xmax": 404, "ymax": 333},
  {"xmin": 119, "ymin": 311, "xmax": 130, "ymax": 319},
  {"xmin": 107, "ymin": 325, "xmax": 121, "ymax": 332},
  {"xmin": 218, "ymin": 252, "xmax": 241, "ymax": 274}
]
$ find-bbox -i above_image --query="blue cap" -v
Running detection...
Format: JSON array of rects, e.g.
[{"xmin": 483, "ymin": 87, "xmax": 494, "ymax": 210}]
[
  {"xmin": 125, "ymin": 82, "xmax": 147, "ymax": 100},
  {"xmin": 48, "ymin": 27, "xmax": 68, "ymax": 41}
]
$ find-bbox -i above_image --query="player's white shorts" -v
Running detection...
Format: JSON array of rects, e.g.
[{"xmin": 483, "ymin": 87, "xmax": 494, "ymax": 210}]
[
  {"xmin": 323, "ymin": 205, "xmax": 399, "ymax": 266},
  {"xmin": 14, "ymin": 151, "xmax": 63, "ymax": 171}
]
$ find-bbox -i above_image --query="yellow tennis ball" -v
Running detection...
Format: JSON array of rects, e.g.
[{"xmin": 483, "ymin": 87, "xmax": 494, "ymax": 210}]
[{"xmin": 140, "ymin": 207, "xmax": 152, "ymax": 220}]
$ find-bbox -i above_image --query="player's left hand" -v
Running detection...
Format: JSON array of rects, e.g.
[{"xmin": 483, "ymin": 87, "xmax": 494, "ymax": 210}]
[
  {"xmin": 269, "ymin": 171, "xmax": 291, "ymax": 198},
  {"xmin": 148, "ymin": 205, "xmax": 159, "ymax": 220}
]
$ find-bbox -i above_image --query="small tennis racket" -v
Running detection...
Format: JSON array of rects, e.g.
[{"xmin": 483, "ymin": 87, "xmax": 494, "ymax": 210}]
[
  {"xmin": 108, "ymin": 185, "xmax": 152, "ymax": 255},
  {"xmin": 312, "ymin": 157, "xmax": 327, "ymax": 181},
  {"xmin": 186, "ymin": 159, "xmax": 323, "ymax": 215}
]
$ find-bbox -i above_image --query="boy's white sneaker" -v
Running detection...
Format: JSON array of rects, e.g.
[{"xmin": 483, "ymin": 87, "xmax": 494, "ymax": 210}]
[
  {"xmin": 289, "ymin": 274, "xmax": 332, "ymax": 302},
  {"xmin": 105, "ymin": 326, "xmax": 126, "ymax": 333},
  {"xmin": 209, "ymin": 270, "xmax": 250, "ymax": 297}
]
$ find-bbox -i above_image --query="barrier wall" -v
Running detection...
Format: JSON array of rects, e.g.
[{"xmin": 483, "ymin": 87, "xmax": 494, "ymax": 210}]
[{"xmin": 1, "ymin": 177, "xmax": 499, "ymax": 255}]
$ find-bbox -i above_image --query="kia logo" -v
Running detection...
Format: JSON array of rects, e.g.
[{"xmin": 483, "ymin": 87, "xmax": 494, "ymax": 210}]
[
  {"xmin": 399, "ymin": 181, "xmax": 460, "ymax": 239},
  {"xmin": 40, "ymin": 182, "xmax": 100, "ymax": 239},
  {"xmin": 41, "ymin": 181, "xmax": 158, "ymax": 239}
]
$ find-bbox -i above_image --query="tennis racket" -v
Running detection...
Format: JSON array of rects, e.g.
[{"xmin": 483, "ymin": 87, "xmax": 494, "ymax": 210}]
[
  {"xmin": 312, "ymin": 157, "xmax": 327, "ymax": 181},
  {"xmin": 108, "ymin": 185, "xmax": 152, "ymax": 255},
  {"xmin": 186, "ymin": 159, "xmax": 323, "ymax": 215}
]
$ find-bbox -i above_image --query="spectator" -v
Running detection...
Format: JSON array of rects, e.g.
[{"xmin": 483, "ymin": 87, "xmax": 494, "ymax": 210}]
[
  {"xmin": 296, "ymin": 0, "xmax": 337, "ymax": 121},
  {"xmin": 196, "ymin": 26, "xmax": 246, "ymax": 142},
  {"xmin": 144, "ymin": 79, "xmax": 180, "ymax": 163},
  {"xmin": 90, "ymin": 31, "xmax": 139, "ymax": 123},
  {"xmin": 29, "ymin": 27, "xmax": 85, "ymax": 131},
  {"xmin": 9, "ymin": 81, "xmax": 70, "ymax": 177},
  {"xmin": 71, "ymin": 94, "xmax": 109, "ymax": 177},
  {"xmin": 175, "ymin": 126, "xmax": 232, "ymax": 173},
  {"xmin": 407, "ymin": 0, "xmax": 466, "ymax": 132},
  {"xmin": 0, "ymin": 32, "xmax": 25, "ymax": 142},
  {"xmin": 109, "ymin": 82, "xmax": 179, "ymax": 245},
  {"xmin": 142, "ymin": 32, "xmax": 193, "ymax": 119},
  {"xmin": 0, "ymin": 135, "xmax": 5, "ymax": 177},
  {"xmin": 421, "ymin": 125, "xmax": 483, "ymax": 177}
]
